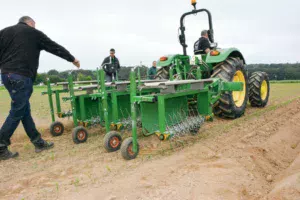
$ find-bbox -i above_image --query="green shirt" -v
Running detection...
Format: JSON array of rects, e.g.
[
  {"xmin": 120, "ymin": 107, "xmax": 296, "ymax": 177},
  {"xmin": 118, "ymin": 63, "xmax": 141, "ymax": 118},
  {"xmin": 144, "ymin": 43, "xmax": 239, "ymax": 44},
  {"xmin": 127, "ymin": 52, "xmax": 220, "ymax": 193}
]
[{"xmin": 148, "ymin": 66, "xmax": 157, "ymax": 80}]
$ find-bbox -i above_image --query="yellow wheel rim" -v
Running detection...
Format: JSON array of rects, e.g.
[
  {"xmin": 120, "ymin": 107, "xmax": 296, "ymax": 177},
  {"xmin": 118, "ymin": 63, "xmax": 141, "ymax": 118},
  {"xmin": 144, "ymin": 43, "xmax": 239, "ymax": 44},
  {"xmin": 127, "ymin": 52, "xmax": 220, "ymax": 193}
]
[
  {"xmin": 232, "ymin": 70, "xmax": 246, "ymax": 107},
  {"xmin": 261, "ymin": 80, "xmax": 268, "ymax": 100}
]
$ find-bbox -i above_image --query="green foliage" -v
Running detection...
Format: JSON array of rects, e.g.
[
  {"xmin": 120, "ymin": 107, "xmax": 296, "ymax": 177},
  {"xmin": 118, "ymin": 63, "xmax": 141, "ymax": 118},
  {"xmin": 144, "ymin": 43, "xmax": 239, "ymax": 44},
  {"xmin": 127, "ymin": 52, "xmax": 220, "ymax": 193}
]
[
  {"xmin": 134, "ymin": 65, "xmax": 148, "ymax": 79},
  {"xmin": 246, "ymin": 63, "xmax": 300, "ymax": 80},
  {"xmin": 270, "ymin": 80, "xmax": 300, "ymax": 83},
  {"xmin": 34, "ymin": 73, "xmax": 47, "ymax": 85},
  {"xmin": 49, "ymin": 75, "xmax": 63, "ymax": 83},
  {"xmin": 118, "ymin": 67, "xmax": 131, "ymax": 80},
  {"xmin": 47, "ymin": 69, "xmax": 59, "ymax": 76},
  {"xmin": 78, "ymin": 73, "xmax": 93, "ymax": 81},
  {"xmin": 32, "ymin": 63, "xmax": 299, "ymax": 85}
]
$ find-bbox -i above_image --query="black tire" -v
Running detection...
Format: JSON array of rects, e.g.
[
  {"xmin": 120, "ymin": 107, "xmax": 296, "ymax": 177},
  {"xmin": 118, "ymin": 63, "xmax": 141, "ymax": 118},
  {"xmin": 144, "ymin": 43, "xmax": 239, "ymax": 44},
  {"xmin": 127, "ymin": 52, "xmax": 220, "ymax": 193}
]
[
  {"xmin": 103, "ymin": 131, "xmax": 122, "ymax": 152},
  {"xmin": 120, "ymin": 137, "xmax": 139, "ymax": 160},
  {"xmin": 72, "ymin": 126, "xmax": 88, "ymax": 144},
  {"xmin": 50, "ymin": 121, "xmax": 64, "ymax": 137},
  {"xmin": 155, "ymin": 67, "xmax": 169, "ymax": 80},
  {"xmin": 249, "ymin": 71, "xmax": 270, "ymax": 107},
  {"xmin": 212, "ymin": 57, "xmax": 249, "ymax": 119}
]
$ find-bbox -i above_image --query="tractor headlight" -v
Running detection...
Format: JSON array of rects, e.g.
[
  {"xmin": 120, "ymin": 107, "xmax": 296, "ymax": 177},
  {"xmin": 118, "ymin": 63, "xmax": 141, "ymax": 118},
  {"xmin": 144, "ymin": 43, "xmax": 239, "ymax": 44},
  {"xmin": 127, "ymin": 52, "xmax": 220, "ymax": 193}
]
[
  {"xmin": 160, "ymin": 56, "xmax": 168, "ymax": 61},
  {"xmin": 210, "ymin": 50, "xmax": 220, "ymax": 56}
]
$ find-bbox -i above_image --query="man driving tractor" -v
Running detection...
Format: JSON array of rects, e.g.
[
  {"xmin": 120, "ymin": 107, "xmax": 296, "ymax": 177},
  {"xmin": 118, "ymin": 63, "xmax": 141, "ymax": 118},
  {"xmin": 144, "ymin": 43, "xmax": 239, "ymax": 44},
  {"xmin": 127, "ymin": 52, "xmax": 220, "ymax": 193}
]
[{"xmin": 194, "ymin": 30, "xmax": 211, "ymax": 54}]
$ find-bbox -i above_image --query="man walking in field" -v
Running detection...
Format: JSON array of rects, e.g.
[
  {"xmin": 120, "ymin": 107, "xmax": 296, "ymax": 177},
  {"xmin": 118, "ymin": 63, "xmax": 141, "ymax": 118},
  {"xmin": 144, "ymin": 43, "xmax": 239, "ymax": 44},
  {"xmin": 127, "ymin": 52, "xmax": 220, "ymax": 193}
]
[
  {"xmin": 101, "ymin": 48, "xmax": 120, "ymax": 82},
  {"xmin": 0, "ymin": 16, "xmax": 80, "ymax": 160}
]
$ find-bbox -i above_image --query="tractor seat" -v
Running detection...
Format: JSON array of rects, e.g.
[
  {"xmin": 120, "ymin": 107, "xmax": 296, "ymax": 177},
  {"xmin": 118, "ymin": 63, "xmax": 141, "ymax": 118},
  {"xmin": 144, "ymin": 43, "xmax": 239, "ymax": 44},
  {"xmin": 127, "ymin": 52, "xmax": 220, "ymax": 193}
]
[
  {"xmin": 194, "ymin": 49, "xmax": 206, "ymax": 55},
  {"xmin": 194, "ymin": 40, "xmax": 206, "ymax": 55}
]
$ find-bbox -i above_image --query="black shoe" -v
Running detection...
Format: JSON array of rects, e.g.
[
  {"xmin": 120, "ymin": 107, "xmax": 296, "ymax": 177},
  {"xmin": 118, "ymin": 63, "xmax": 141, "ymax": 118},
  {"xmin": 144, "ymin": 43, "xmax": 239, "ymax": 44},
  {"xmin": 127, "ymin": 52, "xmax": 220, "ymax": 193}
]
[
  {"xmin": 34, "ymin": 140, "xmax": 54, "ymax": 153},
  {"xmin": 0, "ymin": 147, "xmax": 19, "ymax": 160}
]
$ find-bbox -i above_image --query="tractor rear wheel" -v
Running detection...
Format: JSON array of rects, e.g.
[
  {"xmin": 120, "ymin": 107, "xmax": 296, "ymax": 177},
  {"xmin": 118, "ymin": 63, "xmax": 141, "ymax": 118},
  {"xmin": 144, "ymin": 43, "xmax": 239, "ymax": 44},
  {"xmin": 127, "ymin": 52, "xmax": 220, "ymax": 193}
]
[
  {"xmin": 155, "ymin": 67, "xmax": 170, "ymax": 80},
  {"xmin": 249, "ymin": 71, "xmax": 270, "ymax": 107},
  {"xmin": 212, "ymin": 57, "xmax": 249, "ymax": 119}
]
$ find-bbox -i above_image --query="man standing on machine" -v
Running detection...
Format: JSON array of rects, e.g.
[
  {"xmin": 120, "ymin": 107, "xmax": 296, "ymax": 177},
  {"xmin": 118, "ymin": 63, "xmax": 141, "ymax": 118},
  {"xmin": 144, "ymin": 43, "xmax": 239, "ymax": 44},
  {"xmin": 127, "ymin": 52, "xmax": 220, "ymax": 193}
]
[
  {"xmin": 194, "ymin": 30, "xmax": 211, "ymax": 54},
  {"xmin": 101, "ymin": 49, "xmax": 120, "ymax": 82}
]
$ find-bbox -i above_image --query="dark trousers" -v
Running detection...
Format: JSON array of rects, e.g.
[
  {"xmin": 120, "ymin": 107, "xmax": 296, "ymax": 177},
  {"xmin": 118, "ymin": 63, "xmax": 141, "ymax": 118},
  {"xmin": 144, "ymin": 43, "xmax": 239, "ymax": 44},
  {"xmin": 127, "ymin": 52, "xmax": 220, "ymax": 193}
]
[
  {"xmin": 0, "ymin": 73, "xmax": 41, "ymax": 147},
  {"xmin": 105, "ymin": 73, "xmax": 116, "ymax": 82}
]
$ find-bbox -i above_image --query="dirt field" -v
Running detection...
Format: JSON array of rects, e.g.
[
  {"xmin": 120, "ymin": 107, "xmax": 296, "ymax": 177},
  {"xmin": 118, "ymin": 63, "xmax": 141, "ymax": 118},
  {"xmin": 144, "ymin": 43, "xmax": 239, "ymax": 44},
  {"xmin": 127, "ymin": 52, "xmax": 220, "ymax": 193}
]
[{"xmin": 0, "ymin": 83, "xmax": 300, "ymax": 200}]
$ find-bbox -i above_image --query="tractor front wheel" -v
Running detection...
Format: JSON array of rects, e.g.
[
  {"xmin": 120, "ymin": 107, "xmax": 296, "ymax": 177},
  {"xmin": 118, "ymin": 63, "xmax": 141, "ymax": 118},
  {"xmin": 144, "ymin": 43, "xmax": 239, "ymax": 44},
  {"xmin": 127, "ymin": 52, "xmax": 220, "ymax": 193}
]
[
  {"xmin": 72, "ymin": 126, "xmax": 88, "ymax": 144},
  {"xmin": 249, "ymin": 71, "xmax": 270, "ymax": 107},
  {"xmin": 104, "ymin": 131, "xmax": 122, "ymax": 152},
  {"xmin": 212, "ymin": 57, "xmax": 249, "ymax": 119},
  {"xmin": 120, "ymin": 137, "xmax": 139, "ymax": 160},
  {"xmin": 155, "ymin": 67, "xmax": 170, "ymax": 80},
  {"xmin": 50, "ymin": 121, "xmax": 64, "ymax": 137}
]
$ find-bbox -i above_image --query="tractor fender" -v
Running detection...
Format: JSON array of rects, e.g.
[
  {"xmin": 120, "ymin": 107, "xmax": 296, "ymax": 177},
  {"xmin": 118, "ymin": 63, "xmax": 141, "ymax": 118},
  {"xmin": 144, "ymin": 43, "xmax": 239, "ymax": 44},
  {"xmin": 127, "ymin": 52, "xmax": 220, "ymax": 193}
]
[
  {"xmin": 157, "ymin": 54, "xmax": 180, "ymax": 67},
  {"xmin": 205, "ymin": 48, "xmax": 246, "ymax": 64}
]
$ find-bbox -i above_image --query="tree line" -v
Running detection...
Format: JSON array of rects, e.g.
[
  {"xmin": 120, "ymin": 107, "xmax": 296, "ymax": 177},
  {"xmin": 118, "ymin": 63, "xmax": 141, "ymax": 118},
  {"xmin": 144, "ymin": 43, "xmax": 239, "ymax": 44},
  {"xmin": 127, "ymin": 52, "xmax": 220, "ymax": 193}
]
[
  {"xmin": 34, "ymin": 66, "xmax": 149, "ymax": 85},
  {"xmin": 34, "ymin": 63, "xmax": 300, "ymax": 85},
  {"xmin": 246, "ymin": 63, "xmax": 300, "ymax": 80}
]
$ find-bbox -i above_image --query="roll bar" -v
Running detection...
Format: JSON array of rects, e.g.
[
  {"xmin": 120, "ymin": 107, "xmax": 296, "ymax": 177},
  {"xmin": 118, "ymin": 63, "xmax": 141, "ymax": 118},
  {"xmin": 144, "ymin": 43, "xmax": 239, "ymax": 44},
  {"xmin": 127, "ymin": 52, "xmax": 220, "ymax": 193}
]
[{"xmin": 179, "ymin": 9, "xmax": 214, "ymax": 55}]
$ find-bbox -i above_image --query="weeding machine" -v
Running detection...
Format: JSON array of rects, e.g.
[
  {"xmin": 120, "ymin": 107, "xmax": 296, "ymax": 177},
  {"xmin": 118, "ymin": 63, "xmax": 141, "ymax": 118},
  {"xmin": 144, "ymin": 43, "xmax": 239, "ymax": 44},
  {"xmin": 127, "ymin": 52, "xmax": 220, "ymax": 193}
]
[
  {"xmin": 43, "ymin": 69, "xmax": 159, "ymax": 147},
  {"xmin": 118, "ymin": 0, "xmax": 270, "ymax": 160}
]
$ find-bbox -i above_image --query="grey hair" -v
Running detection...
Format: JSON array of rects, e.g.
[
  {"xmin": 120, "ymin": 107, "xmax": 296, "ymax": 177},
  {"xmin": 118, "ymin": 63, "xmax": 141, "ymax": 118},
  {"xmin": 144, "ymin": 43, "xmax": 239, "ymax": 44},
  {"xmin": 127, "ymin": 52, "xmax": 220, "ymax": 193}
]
[
  {"xmin": 201, "ymin": 30, "xmax": 208, "ymax": 36},
  {"xmin": 19, "ymin": 16, "xmax": 34, "ymax": 23}
]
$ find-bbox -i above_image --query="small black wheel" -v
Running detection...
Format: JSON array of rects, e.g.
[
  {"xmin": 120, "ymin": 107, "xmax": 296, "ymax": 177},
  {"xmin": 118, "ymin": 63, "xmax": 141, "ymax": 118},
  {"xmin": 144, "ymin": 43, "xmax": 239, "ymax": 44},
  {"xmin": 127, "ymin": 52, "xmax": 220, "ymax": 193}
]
[
  {"xmin": 120, "ymin": 137, "xmax": 139, "ymax": 160},
  {"xmin": 72, "ymin": 126, "xmax": 88, "ymax": 144},
  {"xmin": 50, "ymin": 121, "xmax": 64, "ymax": 137},
  {"xmin": 104, "ymin": 131, "xmax": 122, "ymax": 152}
]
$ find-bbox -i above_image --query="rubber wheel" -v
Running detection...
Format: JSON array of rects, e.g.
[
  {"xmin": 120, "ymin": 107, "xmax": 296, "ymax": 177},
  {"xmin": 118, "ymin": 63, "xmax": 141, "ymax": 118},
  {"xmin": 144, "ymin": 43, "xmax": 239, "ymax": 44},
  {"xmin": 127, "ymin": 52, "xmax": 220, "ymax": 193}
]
[
  {"xmin": 212, "ymin": 57, "xmax": 249, "ymax": 119},
  {"xmin": 50, "ymin": 121, "xmax": 64, "ymax": 137},
  {"xmin": 120, "ymin": 137, "xmax": 139, "ymax": 160},
  {"xmin": 72, "ymin": 126, "xmax": 88, "ymax": 144},
  {"xmin": 103, "ymin": 131, "xmax": 122, "ymax": 152},
  {"xmin": 155, "ymin": 66, "xmax": 170, "ymax": 80},
  {"xmin": 249, "ymin": 71, "xmax": 270, "ymax": 107}
]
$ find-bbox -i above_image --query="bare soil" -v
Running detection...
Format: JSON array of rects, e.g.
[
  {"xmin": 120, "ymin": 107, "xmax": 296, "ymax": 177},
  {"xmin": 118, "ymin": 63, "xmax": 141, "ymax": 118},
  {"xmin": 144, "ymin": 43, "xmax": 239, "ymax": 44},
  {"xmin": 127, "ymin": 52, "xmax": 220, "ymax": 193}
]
[{"xmin": 0, "ymin": 84, "xmax": 300, "ymax": 200}]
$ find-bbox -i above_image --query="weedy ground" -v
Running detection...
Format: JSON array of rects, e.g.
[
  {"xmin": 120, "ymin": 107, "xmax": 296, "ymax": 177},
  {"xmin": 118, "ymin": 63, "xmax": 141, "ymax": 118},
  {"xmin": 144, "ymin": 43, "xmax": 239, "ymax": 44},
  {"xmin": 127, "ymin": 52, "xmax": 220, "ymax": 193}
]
[{"xmin": 0, "ymin": 83, "xmax": 300, "ymax": 200}]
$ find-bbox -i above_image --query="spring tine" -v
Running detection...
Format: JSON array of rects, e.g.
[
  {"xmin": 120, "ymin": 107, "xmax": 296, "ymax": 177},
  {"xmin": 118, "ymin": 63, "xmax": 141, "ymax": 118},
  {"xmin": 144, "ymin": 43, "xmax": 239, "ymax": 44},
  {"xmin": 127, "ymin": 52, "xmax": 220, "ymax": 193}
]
[
  {"xmin": 178, "ymin": 111, "xmax": 188, "ymax": 135},
  {"xmin": 120, "ymin": 108, "xmax": 125, "ymax": 121},
  {"xmin": 173, "ymin": 112, "xmax": 183, "ymax": 136},
  {"xmin": 191, "ymin": 110, "xmax": 199, "ymax": 130}
]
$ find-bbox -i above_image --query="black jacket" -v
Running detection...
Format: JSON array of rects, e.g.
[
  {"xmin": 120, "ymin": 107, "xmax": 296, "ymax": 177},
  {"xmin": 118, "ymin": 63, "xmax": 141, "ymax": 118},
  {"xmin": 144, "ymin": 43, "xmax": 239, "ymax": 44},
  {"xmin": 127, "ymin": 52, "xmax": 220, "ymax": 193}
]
[
  {"xmin": 0, "ymin": 22, "xmax": 75, "ymax": 80},
  {"xmin": 101, "ymin": 56, "xmax": 120, "ymax": 75},
  {"xmin": 194, "ymin": 37, "xmax": 211, "ymax": 54}
]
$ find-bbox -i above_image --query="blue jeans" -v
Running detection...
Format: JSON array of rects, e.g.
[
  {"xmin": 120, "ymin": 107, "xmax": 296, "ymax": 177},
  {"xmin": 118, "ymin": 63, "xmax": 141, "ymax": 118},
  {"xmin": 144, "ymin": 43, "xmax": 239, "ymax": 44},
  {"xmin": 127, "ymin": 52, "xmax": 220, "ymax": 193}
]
[{"xmin": 0, "ymin": 73, "xmax": 41, "ymax": 147}]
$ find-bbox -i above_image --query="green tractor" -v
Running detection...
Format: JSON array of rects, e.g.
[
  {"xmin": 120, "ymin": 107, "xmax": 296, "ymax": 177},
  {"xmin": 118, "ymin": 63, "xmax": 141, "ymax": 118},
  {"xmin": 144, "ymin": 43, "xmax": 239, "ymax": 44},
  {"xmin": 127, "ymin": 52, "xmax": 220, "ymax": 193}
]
[{"xmin": 156, "ymin": 0, "xmax": 270, "ymax": 118}]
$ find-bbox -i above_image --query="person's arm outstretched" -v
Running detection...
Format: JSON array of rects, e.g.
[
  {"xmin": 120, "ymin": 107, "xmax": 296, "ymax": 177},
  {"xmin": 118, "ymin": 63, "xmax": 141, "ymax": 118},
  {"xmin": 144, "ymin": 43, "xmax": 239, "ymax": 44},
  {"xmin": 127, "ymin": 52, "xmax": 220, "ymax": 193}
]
[{"xmin": 38, "ymin": 30, "xmax": 80, "ymax": 68}]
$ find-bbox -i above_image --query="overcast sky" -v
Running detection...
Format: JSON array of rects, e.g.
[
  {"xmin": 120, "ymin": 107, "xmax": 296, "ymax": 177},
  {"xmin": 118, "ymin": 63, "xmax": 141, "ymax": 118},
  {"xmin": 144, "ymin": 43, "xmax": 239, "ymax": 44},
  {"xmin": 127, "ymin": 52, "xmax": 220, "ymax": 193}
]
[{"xmin": 1, "ymin": 0, "xmax": 300, "ymax": 72}]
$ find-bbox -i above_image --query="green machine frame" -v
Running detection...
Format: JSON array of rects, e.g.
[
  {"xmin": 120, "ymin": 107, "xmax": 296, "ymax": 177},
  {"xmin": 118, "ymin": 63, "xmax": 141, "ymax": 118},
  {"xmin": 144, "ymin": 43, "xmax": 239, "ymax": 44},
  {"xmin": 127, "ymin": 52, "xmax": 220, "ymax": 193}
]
[
  {"xmin": 43, "ymin": 69, "xmax": 159, "ymax": 145},
  {"xmin": 119, "ymin": 70, "xmax": 243, "ymax": 160}
]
